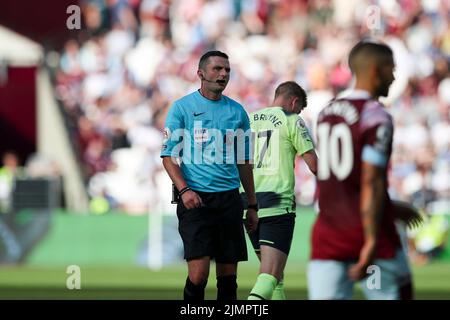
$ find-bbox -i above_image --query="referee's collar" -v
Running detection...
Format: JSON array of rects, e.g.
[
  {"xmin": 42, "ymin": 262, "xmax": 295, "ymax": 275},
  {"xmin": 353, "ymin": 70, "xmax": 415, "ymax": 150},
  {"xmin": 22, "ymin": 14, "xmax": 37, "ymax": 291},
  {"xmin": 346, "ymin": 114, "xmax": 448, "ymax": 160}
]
[{"xmin": 197, "ymin": 89, "xmax": 224, "ymax": 102}]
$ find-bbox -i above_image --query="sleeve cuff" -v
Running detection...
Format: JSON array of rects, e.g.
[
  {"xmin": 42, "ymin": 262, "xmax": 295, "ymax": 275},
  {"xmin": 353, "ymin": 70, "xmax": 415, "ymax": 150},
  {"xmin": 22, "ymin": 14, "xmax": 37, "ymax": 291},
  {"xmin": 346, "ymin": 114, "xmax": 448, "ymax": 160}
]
[{"xmin": 362, "ymin": 145, "xmax": 388, "ymax": 167}]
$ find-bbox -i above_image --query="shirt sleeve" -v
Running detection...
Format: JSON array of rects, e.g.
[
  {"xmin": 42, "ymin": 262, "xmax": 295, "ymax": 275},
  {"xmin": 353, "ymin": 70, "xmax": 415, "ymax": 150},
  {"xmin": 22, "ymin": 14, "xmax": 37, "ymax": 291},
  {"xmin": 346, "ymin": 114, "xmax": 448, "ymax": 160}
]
[
  {"xmin": 160, "ymin": 103, "xmax": 184, "ymax": 158},
  {"xmin": 360, "ymin": 102, "xmax": 394, "ymax": 168},
  {"xmin": 290, "ymin": 116, "xmax": 315, "ymax": 156}
]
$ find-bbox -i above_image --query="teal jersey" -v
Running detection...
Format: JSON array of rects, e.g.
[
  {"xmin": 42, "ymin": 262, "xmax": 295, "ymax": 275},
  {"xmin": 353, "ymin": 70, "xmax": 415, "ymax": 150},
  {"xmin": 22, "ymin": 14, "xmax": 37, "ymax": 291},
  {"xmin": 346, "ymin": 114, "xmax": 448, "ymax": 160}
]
[
  {"xmin": 244, "ymin": 107, "xmax": 314, "ymax": 218},
  {"xmin": 161, "ymin": 91, "xmax": 251, "ymax": 192}
]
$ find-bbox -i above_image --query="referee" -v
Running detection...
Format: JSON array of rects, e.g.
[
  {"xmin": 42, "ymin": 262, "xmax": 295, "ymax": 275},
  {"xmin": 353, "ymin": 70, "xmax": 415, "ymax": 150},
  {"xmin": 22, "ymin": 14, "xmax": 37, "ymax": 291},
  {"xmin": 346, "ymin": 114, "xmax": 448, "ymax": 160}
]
[{"xmin": 160, "ymin": 51, "xmax": 258, "ymax": 301}]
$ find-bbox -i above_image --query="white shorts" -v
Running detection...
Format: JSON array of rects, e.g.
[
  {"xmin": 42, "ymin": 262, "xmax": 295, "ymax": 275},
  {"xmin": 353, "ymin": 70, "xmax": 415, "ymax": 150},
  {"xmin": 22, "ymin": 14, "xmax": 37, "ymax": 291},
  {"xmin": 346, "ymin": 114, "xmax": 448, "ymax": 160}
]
[{"xmin": 308, "ymin": 249, "xmax": 412, "ymax": 300}]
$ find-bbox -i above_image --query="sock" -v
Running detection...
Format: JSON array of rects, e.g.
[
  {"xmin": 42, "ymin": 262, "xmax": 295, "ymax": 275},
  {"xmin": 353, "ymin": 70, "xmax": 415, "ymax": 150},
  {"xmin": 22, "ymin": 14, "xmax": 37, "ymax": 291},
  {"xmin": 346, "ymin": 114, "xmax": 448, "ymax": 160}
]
[
  {"xmin": 271, "ymin": 278, "xmax": 286, "ymax": 300},
  {"xmin": 183, "ymin": 277, "xmax": 207, "ymax": 301},
  {"xmin": 216, "ymin": 275, "xmax": 237, "ymax": 300},
  {"xmin": 248, "ymin": 273, "xmax": 278, "ymax": 300}
]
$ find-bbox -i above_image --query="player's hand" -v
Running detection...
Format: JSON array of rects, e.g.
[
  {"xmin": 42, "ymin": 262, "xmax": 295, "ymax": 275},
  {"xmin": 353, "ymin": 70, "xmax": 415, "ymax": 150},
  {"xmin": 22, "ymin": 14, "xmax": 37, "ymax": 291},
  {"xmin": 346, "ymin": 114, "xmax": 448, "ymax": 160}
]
[
  {"xmin": 404, "ymin": 210, "xmax": 424, "ymax": 229},
  {"xmin": 394, "ymin": 202, "xmax": 424, "ymax": 229},
  {"xmin": 245, "ymin": 209, "xmax": 259, "ymax": 233},
  {"xmin": 398, "ymin": 210, "xmax": 423, "ymax": 229},
  {"xmin": 348, "ymin": 240, "xmax": 376, "ymax": 281},
  {"xmin": 181, "ymin": 190, "xmax": 204, "ymax": 209}
]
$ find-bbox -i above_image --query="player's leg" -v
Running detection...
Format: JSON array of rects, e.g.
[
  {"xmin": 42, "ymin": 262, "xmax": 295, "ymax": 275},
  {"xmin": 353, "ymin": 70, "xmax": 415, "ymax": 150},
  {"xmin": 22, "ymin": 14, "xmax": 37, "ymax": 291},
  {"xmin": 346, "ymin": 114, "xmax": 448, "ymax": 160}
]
[
  {"xmin": 248, "ymin": 218, "xmax": 276, "ymax": 300},
  {"xmin": 361, "ymin": 248, "xmax": 412, "ymax": 300},
  {"xmin": 177, "ymin": 192, "xmax": 214, "ymax": 301},
  {"xmin": 272, "ymin": 273, "xmax": 286, "ymax": 300},
  {"xmin": 216, "ymin": 263, "xmax": 238, "ymax": 300},
  {"xmin": 249, "ymin": 245, "xmax": 287, "ymax": 300},
  {"xmin": 249, "ymin": 252, "xmax": 289, "ymax": 299},
  {"xmin": 185, "ymin": 257, "xmax": 211, "ymax": 301},
  {"xmin": 307, "ymin": 260, "xmax": 354, "ymax": 299},
  {"xmin": 214, "ymin": 189, "xmax": 247, "ymax": 300},
  {"xmin": 271, "ymin": 213, "xmax": 295, "ymax": 300},
  {"xmin": 248, "ymin": 213, "xmax": 295, "ymax": 300}
]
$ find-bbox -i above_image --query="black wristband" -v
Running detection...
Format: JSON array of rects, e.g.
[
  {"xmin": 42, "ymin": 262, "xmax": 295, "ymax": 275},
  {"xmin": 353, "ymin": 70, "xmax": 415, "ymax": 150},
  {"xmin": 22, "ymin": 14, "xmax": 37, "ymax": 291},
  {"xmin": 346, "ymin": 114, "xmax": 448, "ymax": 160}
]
[
  {"xmin": 247, "ymin": 203, "xmax": 259, "ymax": 211},
  {"xmin": 179, "ymin": 187, "xmax": 191, "ymax": 197}
]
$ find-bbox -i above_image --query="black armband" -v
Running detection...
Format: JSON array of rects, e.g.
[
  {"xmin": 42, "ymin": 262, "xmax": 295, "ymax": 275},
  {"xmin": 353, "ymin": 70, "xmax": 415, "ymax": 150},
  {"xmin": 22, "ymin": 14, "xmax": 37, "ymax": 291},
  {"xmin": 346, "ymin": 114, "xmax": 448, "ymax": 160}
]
[{"xmin": 179, "ymin": 187, "xmax": 191, "ymax": 197}]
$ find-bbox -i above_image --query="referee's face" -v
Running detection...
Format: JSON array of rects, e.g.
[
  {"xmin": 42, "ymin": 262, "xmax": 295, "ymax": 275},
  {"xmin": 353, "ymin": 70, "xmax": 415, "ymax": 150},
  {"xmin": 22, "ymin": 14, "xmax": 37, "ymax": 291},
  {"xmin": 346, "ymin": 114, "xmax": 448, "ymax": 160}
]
[{"xmin": 200, "ymin": 56, "xmax": 231, "ymax": 94}]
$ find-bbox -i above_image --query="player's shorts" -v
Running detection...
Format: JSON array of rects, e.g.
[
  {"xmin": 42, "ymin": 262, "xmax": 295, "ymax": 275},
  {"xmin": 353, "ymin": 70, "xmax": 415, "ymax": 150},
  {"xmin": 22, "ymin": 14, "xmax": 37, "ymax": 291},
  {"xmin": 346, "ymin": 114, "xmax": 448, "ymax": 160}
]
[
  {"xmin": 248, "ymin": 212, "xmax": 296, "ymax": 255},
  {"xmin": 176, "ymin": 188, "xmax": 247, "ymax": 263},
  {"xmin": 307, "ymin": 248, "xmax": 412, "ymax": 300}
]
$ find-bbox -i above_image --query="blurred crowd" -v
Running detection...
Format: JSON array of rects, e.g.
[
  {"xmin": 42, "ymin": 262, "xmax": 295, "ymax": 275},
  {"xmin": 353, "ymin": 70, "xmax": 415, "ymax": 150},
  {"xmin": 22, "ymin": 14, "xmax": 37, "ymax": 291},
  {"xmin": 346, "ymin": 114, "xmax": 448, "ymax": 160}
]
[{"xmin": 53, "ymin": 0, "xmax": 449, "ymax": 216}]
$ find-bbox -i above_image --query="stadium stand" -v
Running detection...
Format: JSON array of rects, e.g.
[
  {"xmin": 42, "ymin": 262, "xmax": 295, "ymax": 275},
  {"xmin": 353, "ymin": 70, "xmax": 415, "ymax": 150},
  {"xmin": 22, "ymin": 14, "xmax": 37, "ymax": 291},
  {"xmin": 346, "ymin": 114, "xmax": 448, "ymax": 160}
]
[{"xmin": 51, "ymin": 0, "xmax": 449, "ymax": 217}]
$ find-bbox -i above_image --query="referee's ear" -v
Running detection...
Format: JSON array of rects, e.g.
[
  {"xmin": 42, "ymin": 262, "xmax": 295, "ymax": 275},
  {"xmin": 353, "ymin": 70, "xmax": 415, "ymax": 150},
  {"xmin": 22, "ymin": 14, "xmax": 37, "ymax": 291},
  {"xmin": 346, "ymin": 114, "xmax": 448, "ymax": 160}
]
[{"xmin": 197, "ymin": 70, "xmax": 204, "ymax": 81}]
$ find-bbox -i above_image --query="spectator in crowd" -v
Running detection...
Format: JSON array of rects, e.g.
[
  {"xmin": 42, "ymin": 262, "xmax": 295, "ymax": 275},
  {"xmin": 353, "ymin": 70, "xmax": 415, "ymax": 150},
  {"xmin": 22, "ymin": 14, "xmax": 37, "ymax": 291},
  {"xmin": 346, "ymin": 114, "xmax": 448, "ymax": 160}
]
[{"xmin": 0, "ymin": 152, "xmax": 25, "ymax": 213}]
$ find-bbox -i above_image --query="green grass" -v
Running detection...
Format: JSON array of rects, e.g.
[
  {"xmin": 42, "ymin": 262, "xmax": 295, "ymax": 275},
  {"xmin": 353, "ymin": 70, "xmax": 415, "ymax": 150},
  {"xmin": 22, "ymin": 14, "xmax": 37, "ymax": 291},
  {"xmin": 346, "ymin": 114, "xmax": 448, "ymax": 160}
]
[
  {"xmin": 2, "ymin": 209, "xmax": 449, "ymax": 299},
  {"xmin": 0, "ymin": 261, "xmax": 449, "ymax": 299}
]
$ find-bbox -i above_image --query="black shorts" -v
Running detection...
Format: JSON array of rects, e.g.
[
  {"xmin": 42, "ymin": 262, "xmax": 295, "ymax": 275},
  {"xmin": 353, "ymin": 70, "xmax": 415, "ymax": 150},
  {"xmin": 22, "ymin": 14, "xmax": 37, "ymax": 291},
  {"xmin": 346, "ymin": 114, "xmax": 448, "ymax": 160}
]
[
  {"xmin": 248, "ymin": 212, "xmax": 296, "ymax": 255},
  {"xmin": 176, "ymin": 188, "xmax": 247, "ymax": 263}
]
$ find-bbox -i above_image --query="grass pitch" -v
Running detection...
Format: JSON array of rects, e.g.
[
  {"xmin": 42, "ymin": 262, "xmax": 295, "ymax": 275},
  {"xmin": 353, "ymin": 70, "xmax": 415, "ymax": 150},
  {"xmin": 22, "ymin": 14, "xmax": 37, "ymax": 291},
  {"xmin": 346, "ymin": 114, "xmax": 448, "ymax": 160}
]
[{"xmin": 0, "ymin": 261, "xmax": 449, "ymax": 300}]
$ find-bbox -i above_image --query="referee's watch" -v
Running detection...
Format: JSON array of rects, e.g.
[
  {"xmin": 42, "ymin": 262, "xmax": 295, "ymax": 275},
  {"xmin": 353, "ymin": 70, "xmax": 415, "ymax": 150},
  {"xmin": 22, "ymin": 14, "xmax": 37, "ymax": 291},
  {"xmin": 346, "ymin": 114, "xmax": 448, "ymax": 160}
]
[{"xmin": 247, "ymin": 203, "xmax": 259, "ymax": 211}]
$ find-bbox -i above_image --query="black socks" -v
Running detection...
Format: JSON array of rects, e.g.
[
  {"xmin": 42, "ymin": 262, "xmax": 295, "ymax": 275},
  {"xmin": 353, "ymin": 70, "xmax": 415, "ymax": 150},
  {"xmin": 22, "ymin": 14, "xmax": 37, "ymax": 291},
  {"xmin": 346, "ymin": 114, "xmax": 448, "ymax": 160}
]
[
  {"xmin": 217, "ymin": 275, "xmax": 237, "ymax": 300},
  {"xmin": 184, "ymin": 277, "xmax": 207, "ymax": 301}
]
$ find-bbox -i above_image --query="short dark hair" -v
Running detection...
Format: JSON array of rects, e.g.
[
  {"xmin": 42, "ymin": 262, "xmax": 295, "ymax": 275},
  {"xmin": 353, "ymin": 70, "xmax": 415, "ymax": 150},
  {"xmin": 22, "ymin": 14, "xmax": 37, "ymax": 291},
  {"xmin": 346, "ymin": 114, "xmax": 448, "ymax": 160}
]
[
  {"xmin": 198, "ymin": 51, "xmax": 229, "ymax": 70},
  {"xmin": 274, "ymin": 81, "xmax": 307, "ymax": 108},
  {"xmin": 348, "ymin": 40, "xmax": 393, "ymax": 73}
]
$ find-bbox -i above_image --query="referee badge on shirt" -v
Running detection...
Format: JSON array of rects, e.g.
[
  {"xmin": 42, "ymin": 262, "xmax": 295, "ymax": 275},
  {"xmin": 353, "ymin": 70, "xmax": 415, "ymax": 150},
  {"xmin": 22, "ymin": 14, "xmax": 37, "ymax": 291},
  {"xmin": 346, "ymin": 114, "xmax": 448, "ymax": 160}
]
[
  {"xmin": 194, "ymin": 128, "xmax": 209, "ymax": 143},
  {"xmin": 161, "ymin": 128, "xmax": 171, "ymax": 151},
  {"xmin": 162, "ymin": 128, "xmax": 171, "ymax": 143}
]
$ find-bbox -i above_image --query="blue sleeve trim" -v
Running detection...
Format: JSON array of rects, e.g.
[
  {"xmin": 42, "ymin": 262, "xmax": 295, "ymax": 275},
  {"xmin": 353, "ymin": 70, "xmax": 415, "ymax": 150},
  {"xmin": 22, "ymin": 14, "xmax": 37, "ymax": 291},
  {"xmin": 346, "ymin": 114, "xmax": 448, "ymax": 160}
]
[{"xmin": 362, "ymin": 145, "xmax": 388, "ymax": 167}]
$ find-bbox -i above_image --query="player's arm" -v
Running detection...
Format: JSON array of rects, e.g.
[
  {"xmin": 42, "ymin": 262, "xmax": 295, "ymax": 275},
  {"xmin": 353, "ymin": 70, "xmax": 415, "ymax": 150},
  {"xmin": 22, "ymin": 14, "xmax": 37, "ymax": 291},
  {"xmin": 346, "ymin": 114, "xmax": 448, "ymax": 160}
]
[
  {"xmin": 349, "ymin": 161, "xmax": 386, "ymax": 281},
  {"xmin": 237, "ymin": 109, "xmax": 258, "ymax": 233},
  {"xmin": 237, "ymin": 161, "xmax": 258, "ymax": 233},
  {"xmin": 160, "ymin": 103, "xmax": 203, "ymax": 209},
  {"xmin": 360, "ymin": 162, "xmax": 386, "ymax": 245},
  {"xmin": 349, "ymin": 113, "xmax": 393, "ymax": 280},
  {"xmin": 291, "ymin": 116, "xmax": 317, "ymax": 175},
  {"xmin": 301, "ymin": 149, "xmax": 318, "ymax": 176}
]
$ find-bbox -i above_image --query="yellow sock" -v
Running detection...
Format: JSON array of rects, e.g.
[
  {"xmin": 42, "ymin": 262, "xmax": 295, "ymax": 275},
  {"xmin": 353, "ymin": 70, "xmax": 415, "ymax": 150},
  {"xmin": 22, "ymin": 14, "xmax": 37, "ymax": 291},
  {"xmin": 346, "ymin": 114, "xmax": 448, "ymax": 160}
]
[
  {"xmin": 271, "ymin": 278, "xmax": 286, "ymax": 300},
  {"xmin": 248, "ymin": 273, "xmax": 277, "ymax": 300}
]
